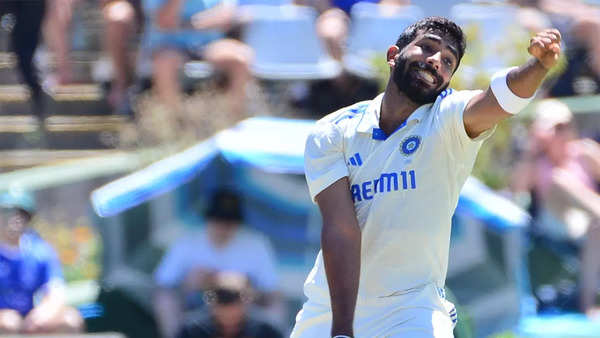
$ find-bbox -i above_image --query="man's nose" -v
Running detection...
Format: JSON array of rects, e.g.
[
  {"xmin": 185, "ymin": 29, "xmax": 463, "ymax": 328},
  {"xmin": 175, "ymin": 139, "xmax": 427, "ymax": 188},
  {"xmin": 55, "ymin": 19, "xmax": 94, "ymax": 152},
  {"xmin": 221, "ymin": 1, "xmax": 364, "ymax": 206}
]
[{"xmin": 426, "ymin": 52, "xmax": 441, "ymax": 71}]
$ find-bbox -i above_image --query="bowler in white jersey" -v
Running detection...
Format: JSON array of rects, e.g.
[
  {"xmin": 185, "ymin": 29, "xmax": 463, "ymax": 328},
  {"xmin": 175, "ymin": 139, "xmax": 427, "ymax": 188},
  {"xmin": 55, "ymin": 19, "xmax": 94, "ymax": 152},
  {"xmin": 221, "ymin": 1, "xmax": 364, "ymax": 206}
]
[{"xmin": 291, "ymin": 17, "xmax": 562, "ymax": 338}]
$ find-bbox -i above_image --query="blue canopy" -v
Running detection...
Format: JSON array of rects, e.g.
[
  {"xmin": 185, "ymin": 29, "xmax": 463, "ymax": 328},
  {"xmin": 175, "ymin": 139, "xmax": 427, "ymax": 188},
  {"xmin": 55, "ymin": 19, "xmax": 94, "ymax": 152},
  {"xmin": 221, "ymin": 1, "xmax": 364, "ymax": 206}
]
[{"xmin": 91, "ymin": 117, "xmax": 530, "ymax": 231}]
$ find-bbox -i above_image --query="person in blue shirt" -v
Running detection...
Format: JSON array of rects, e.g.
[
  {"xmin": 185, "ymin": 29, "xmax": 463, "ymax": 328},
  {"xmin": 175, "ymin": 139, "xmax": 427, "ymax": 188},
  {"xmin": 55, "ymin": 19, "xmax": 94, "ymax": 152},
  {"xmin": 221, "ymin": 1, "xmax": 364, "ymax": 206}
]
[
  {"xmin": 0, "ymin": 191, "xmax": 83, "ymax": 334},
  {"xmin": 143, "ymin": 0, "xmax": 253, "ymax": 117}
]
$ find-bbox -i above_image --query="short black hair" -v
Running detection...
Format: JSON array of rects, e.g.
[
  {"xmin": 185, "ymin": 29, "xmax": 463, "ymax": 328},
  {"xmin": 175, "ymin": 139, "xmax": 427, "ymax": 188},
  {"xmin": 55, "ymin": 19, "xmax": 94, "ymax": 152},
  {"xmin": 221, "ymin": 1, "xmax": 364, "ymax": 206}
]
[
  {"xmin": 205, "ymin": 188, "xmax": 243, "ymax": 222},
  {"xmin": 395, "ymin": 16, "xmax": 466, "ymax": 66}
]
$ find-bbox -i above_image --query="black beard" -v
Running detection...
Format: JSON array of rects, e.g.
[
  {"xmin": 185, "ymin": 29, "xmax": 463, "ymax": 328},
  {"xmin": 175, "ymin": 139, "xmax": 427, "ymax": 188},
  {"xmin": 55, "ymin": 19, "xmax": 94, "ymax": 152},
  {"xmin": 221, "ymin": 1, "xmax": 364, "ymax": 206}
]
[{"xmin": 392, "ymin": 56, "xmax": 447, "ymax": 105}]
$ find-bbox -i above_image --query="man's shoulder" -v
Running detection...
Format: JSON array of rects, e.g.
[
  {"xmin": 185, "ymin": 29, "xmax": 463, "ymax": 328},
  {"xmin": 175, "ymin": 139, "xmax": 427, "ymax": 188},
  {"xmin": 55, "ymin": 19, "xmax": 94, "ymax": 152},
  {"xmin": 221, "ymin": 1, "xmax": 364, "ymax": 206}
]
[
  {"xmin": 236, "ymin": 228, "xmax": 271, "ymax": 248},
  {"xmin": 245, "ymin": 314, "xmax": 284, "ymax": 338},
  {"xmin": 435, "ymin": 88, "xmax": 483, "ymax": 111},
  {"xmin": 316, "ymin": 98, "xmax": 373, "ymax": 128},
  {"xmin": 177, "ymin": 312, "xmax": 215, "ymax": 338},
  {"xmin": 170, "ymin": 229, "xmax": 209, "ymax": 250},
  {"xmin": 20, "ymin": 231, "xmax": 58, "ymax": 262}
]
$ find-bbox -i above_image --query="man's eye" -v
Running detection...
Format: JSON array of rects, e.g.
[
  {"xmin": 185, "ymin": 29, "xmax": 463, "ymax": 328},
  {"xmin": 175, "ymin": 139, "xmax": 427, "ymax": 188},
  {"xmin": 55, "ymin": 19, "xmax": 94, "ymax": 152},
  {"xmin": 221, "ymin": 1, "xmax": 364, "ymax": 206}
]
[
  {"xmin": 444, "ymin": 58, "xmax": 452, "ymax": 66},
  {"xmin": 422, "ymin": 44, "xmax": 432, "ymax": 52}
]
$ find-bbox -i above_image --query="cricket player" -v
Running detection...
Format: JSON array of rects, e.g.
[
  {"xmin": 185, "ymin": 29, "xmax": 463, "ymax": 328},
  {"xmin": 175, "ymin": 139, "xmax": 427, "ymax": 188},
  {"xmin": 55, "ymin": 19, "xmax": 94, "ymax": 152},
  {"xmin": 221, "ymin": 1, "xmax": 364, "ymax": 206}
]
[{"xmin": 291, "ymin": 16, "xmax": 561, "ymax": 338}]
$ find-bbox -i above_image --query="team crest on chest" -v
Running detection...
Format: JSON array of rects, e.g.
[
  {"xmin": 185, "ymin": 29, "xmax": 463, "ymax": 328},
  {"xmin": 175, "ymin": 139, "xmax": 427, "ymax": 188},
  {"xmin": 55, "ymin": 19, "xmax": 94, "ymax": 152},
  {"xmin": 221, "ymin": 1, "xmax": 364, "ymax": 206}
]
[{"xmin": 400, "ymin": 135, "xmax": 421, "ymax": 156}]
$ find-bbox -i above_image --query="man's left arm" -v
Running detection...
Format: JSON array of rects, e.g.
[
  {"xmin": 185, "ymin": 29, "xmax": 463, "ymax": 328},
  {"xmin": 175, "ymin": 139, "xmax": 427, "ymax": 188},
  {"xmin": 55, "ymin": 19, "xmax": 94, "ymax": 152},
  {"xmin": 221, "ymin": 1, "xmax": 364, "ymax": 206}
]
[{"xmin": 463, "ymin": 29, "xmax": 562, "ymax": 138}]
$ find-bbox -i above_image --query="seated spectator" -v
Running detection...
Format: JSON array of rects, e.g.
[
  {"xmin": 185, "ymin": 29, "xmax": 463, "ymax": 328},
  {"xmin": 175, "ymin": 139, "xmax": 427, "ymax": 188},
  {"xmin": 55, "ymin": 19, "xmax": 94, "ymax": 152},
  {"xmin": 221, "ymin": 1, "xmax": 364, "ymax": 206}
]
[
  {"xmin": 44, "ymin": 0, "xmax": 143, "ymax": 112},
  {"xmin": 292, "ymin": 72, "xmax": 379, "ymax": 118},
  {"xmin": 176, "ymin": 271, "xmax": 283, "ymax": 338},
  {"xmin": 153, "ymin": 189, "xmax": 281, "ymax": 338},
  {"xmin": 511, "ymin": 100, "xmax": 600, "ymax": 317},
  {"xmin": 143, "ymin": 0, "xmax": 253, "ymax": 117},
  {"xmin": 0, "ymin": 191, "xmax": 84, "ymax": 334},
  {"xmin": 294, "ymin": 0, "xmax": 409, "ymax": 61},
  {"xmin": 290, "ymin": 1, "xmax": 410, "ymax": 117}
]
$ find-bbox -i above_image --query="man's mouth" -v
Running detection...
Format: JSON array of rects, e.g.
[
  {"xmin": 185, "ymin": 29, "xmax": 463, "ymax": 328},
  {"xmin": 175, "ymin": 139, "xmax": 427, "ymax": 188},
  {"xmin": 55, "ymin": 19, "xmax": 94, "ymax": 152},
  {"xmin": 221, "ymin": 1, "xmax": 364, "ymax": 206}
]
[{"xmin": 413, "ymin": 69, "xmax": 437, "ymax": 86}]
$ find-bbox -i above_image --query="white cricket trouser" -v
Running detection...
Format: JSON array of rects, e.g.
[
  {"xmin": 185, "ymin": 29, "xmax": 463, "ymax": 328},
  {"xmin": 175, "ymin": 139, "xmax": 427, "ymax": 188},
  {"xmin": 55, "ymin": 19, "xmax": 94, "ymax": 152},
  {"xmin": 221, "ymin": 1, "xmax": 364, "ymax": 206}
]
[{"xmin": 290, "ymin": 283, "xmax": 457, "ymax": 338}]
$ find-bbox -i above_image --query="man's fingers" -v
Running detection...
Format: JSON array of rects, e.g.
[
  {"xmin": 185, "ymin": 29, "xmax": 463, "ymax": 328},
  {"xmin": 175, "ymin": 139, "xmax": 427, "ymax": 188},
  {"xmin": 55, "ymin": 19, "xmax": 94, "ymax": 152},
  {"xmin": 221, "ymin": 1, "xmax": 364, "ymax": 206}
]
[
  {"xmin": 530, "ymin": 37, "xmax": 549, "ymax": 50},
  {"xmin": 528, "ymin": 44, "xmax": 543, "ymax": 58},
  {"xmin": 545, "ymin": 28, "xmax": 561, "ymax": 42},
  {"xmin": 538, "ymin": 32, "xmax": 560, "ymax": 43}
]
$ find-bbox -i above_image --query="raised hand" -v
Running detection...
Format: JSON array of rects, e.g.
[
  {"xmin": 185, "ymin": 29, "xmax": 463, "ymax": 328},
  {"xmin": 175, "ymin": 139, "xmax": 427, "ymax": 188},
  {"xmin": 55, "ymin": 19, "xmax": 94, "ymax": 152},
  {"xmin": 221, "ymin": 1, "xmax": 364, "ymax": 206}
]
[{"xmin": 528, "ymin": 28, "xmax": 562, "ymax": 70}]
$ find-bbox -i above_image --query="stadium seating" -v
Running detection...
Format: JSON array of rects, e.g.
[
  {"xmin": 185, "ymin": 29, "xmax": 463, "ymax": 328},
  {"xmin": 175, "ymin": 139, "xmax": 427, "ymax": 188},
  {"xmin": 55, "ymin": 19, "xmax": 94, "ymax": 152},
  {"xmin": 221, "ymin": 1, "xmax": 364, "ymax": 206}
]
[
  {"xmin": 0, "ymin": 2, "xmax": 130, "ymax": 166},
  {"xmin": 343, "ymin": 3, "xmax": 424, "ymax": 78},
  {"xmin": 450, "ymin": 2, "xmax": 528, "ymax": 73},
  {"xmin": 241, "ymin": 5, "xmax": 341, "ymax": 80}
]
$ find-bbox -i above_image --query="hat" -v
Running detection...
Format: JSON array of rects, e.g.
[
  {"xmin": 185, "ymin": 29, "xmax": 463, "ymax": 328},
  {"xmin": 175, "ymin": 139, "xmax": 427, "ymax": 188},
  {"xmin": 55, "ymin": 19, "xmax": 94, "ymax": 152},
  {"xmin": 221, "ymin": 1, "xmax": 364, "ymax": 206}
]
[
  {"xmin": 0, "ymin": 190, "xmax": 35, "ymax": 216},
  {"xmin": 205, "ymin": 271, "xmax": 251, "ymax": 305},
  {"xmin": 205, "ymin": 189, "xmax": 243, "ymax": 222},
  {"xmin": 532, "ymin": 100, "xmax": 573, "ymax": 133}
]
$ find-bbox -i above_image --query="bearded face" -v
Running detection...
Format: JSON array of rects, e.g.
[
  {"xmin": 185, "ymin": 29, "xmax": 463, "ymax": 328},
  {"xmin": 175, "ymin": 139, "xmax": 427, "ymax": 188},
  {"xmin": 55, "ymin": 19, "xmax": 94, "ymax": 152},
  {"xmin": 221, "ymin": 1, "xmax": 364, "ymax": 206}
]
[{"xmin": 392, "ymin": 54, "xmax": 448, "ymax": 105}]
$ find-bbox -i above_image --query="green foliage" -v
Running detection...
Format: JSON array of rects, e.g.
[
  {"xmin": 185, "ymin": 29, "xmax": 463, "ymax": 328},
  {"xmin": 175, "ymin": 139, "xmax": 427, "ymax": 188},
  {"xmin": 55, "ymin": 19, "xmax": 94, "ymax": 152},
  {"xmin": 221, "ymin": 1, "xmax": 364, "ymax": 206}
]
[
  {"xmin": 33, "ymin": 216, "xmax": 101, "ymax": 282},
  {"xmin": 489, "ymin": 331, "xmax": 517, "ymax": 338}
]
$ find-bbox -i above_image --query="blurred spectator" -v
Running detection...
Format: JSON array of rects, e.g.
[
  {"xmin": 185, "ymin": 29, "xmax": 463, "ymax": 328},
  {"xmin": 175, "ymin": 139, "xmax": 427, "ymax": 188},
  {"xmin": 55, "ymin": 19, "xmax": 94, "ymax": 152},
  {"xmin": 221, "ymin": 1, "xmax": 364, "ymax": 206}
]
[
  {"xmin": 292, "ymin": 73, "xmax": 379, "ymax": 118},
  {"xmin": 290, "ymin": 1, "xmax": 411, "ymax": 117},
  {"xmin": 511, "ymin": 100, "xmax": 600, "ymax": 317},
  {"xmin": 143, "ymin": 0, "xmax": 253, "ymax": 116},
  {"xmin": 44, "ymin": 0, "xmax": 143, "ymax": 112},
  {"xmin": 294, "ymin": 0, "xmax": 409, "ymax": 61},
  {"xmin": 513, "ymin": 0, "xmax": 600, "ymax": 96},
  {"xmin": 0, "ymin": 191, "xmax": 84, "ymax": 334},
  {"xmin": 176, "ymin": 271, "xmax": 283, "ymax": 338},
  {"xmin": 153, "ymin": 189, "xmax": 281, "ymax": 338},
  {"xmin": 0, "ymin": 0, "xmax": 47, "ymax": 121}
]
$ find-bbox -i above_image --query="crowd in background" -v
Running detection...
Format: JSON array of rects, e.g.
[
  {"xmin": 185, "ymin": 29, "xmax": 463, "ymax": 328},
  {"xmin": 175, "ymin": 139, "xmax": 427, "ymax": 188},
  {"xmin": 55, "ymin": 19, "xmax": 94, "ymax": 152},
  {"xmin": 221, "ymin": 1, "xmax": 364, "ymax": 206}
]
[{"xmin": 1, "ymin": 0, "xmax": 600, "ymax": 336}]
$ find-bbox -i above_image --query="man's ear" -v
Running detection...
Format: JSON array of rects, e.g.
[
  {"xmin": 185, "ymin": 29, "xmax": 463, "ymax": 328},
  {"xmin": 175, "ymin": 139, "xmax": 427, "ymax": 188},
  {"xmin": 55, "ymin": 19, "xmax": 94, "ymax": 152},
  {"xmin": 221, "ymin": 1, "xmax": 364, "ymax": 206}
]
[{"xmin": 387, "ymin": 45, "xmax": 400, "ymax": 68}]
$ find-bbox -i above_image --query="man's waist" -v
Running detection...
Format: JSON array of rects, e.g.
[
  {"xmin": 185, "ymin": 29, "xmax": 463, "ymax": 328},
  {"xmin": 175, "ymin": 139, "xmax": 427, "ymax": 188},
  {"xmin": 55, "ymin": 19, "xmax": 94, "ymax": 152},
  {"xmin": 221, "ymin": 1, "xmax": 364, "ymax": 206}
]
[{"xmin": 304, "ymin": 278, "xmax": 445, "ymax": 306}]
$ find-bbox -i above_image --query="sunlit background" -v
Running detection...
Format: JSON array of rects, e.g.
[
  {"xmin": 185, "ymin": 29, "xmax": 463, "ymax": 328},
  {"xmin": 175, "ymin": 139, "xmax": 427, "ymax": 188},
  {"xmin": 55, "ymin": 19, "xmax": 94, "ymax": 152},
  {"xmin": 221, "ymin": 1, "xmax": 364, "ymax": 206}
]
[{"xmin": 1, "ymin": 0, "xmax": 600, "ymax": 337}]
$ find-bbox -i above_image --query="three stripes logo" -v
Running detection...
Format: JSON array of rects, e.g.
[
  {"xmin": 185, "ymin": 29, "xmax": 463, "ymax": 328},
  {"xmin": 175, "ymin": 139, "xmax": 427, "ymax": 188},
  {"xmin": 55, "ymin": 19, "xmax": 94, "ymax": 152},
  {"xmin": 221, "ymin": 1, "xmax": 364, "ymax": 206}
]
[
  {"xmin": 450, "ymin": 306, "xmax": 458, "ymax": 326},
  {"xmin": 347, "ymin": 153, "xmax": 363, "ymax": 167}
]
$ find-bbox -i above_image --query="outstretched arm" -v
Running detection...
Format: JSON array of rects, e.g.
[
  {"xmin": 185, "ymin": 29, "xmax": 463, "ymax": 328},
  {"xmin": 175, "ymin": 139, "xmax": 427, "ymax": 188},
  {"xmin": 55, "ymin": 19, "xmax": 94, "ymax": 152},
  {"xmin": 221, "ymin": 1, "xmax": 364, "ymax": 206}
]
[
  {"xmin": 463, "ymin": 29, "xmax": 562, "ymax": 138},
  {"xmin": 317, "ymin": 177, "xmax": 361, "ymax": 337}
]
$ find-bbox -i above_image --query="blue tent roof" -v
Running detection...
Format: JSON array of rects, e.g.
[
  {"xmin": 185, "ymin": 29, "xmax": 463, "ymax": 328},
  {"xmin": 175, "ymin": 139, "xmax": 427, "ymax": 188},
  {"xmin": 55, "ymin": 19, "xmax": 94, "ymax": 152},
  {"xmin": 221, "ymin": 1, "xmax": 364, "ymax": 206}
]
[{"xmin": 91, "ymin": 117, "xmax": 530, "ymax": 231}]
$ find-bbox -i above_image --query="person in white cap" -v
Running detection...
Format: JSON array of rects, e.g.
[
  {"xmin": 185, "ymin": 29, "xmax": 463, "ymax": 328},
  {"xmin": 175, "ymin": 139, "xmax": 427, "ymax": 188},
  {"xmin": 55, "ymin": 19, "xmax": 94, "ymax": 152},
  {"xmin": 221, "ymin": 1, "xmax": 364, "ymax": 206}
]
[
  {"xmin": 176, "ymin": 271, "xmax": 283, "ymax": 338},
  {"xmin": 292, "ymin": 16, "xmax": 563, "ymax": 337},
  {"xmin": 512, "ymin": 100, "xmax": 600, "ymax": 318}
]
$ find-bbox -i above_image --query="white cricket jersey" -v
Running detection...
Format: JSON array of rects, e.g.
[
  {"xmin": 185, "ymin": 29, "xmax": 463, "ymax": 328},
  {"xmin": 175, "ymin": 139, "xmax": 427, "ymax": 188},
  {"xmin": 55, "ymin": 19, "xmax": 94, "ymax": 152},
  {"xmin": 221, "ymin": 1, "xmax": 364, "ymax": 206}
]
[{"xmin": 303, "ymin": 89, "xmax": 494, "ymax": 306}]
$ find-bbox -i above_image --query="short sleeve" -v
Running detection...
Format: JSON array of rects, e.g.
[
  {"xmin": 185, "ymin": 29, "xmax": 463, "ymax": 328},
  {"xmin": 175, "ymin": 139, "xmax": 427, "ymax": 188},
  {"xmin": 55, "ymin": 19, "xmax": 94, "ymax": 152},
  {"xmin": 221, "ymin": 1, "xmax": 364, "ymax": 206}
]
[
  {"xmin": 438, "ymin": 89, "xmax": 496, "ymax": 159},
  {"xmin": 39, "ymin": 242, "xmax": 65, "ymax": 296},
  {"xmin": 154, "ymin": 240, "xmax": 191, "ymax": 288},
  {"xmin": 304, "ymin": 121, "xmax": 349, "ymax": 202}
]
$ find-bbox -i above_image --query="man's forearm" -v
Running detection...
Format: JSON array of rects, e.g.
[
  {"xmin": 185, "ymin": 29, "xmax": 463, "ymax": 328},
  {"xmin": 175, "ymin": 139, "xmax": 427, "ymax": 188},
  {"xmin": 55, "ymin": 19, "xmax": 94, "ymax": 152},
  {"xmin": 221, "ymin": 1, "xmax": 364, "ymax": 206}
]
[
  {"xmin": 553, "ymin": 178, "xmax": 600, "ymax": 218},
  {"xmin": 322, "ymin": 221, "xmax": 361, "ymax": 336},
  {"xmin": 154, "ymin": 288, "xmax": 183, "ymax": 338},
  {"xmin": 506, "ymin": 58, "xmax": 549, "ymax": 98}
]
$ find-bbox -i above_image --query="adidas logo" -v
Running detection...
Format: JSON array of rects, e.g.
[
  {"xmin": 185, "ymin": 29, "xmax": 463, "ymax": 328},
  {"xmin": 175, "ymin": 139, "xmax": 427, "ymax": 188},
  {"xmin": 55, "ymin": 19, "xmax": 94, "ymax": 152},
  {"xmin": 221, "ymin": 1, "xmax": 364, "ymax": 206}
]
[{"xmin": 347, "ymin": 153, "xmax": 363, "ymax": 166}]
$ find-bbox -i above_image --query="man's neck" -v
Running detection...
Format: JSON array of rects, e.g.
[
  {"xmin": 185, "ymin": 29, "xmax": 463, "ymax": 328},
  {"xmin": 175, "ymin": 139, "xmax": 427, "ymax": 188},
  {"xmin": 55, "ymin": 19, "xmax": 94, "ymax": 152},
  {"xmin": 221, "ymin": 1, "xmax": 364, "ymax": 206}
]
[{"xmin": 380, "ymin": 82, "xmax": 421, "ymax": 136}]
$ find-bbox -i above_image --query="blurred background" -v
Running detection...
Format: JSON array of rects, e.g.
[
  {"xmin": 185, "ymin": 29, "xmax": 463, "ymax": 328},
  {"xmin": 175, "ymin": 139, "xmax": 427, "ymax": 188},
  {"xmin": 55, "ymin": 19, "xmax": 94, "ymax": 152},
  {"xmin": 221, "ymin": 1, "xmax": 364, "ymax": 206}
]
[{"xmin": 0, "ymin": 0, "xmax": 600, "ymax": 337}]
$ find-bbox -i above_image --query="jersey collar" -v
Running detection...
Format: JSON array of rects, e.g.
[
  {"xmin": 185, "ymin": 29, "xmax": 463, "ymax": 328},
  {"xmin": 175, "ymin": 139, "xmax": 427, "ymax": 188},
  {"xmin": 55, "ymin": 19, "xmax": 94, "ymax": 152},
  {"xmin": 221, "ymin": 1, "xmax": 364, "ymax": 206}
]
[{"xmin": 356, "ymin": 92, "xmax": 431, "ymax": 136}]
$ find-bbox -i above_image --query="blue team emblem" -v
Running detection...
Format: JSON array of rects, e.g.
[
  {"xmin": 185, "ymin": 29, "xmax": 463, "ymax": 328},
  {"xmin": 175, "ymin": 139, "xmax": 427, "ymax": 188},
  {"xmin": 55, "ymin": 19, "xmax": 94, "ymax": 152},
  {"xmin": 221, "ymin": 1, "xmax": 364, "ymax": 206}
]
[{"xmin": 400, "ymin": 135, "xmax": 421, "ymax": 155}]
